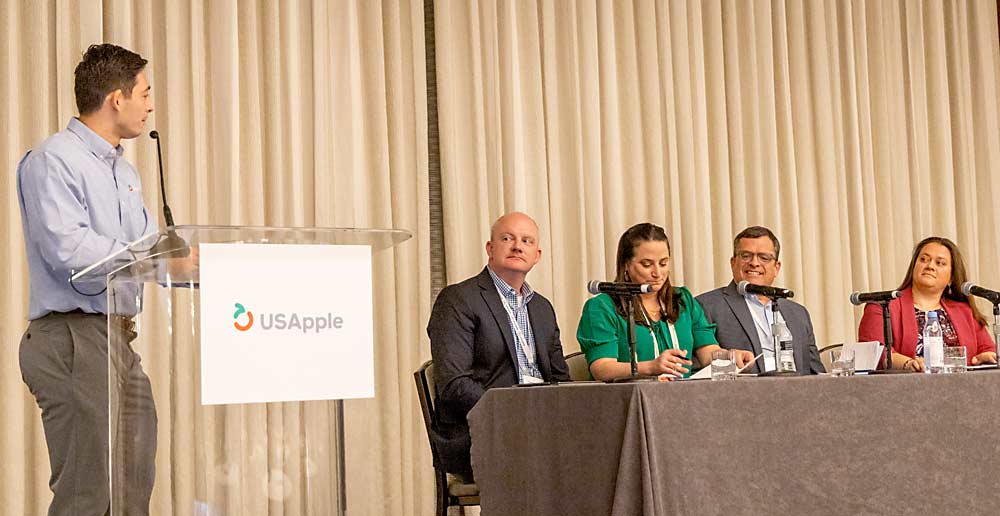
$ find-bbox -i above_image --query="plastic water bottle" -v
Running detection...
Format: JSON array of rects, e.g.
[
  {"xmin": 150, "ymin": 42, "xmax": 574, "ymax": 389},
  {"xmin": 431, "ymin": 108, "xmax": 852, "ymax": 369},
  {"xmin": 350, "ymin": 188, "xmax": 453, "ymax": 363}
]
[
  {"xmin": 774, "ymin": 316, "xmax": 797, "ymax": 373},
  {"xmin": 923, "ymin": 311, "xmax": 945, "ymax": 374}
]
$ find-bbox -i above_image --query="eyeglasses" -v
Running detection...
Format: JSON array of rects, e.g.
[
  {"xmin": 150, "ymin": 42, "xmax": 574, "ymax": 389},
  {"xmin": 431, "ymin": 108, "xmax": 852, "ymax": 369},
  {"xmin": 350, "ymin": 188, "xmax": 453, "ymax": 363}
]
[{"xmin": 735, "ymin": 251, "xmax": 776, "ymax": 264}]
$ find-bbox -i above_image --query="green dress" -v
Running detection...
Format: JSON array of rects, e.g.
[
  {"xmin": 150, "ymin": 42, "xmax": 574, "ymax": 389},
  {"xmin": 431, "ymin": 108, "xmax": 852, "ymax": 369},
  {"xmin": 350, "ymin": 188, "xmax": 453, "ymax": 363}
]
[{"xmin": 576, "ymin": 287, "xmax": 717, "ymax": 378}]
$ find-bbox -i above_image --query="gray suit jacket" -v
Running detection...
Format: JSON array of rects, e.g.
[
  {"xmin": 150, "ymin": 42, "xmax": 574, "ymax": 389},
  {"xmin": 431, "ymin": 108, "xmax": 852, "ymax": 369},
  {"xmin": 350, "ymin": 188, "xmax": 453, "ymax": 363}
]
[
  {"xmin": 696, "ymin": 281, "xmax": 824, "ymax": 374},
  {"xmin": 427, "ymin": 267, "xmax": 570, "ymax": 473}
]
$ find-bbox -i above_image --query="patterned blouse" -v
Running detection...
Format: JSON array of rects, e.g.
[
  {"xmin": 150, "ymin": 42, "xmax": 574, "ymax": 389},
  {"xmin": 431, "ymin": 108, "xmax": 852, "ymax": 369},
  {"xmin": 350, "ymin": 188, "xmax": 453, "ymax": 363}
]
[{"xmin": 914, "ymin": 308, "xmax": 960, "ymax": 357}]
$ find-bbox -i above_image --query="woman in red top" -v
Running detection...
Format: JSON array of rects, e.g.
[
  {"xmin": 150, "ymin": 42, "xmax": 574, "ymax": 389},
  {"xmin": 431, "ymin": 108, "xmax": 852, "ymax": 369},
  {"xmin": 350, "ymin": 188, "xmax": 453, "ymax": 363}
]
[{"xmin": 858, "ymin": 237, "xmax": 997, "ymax": 372}]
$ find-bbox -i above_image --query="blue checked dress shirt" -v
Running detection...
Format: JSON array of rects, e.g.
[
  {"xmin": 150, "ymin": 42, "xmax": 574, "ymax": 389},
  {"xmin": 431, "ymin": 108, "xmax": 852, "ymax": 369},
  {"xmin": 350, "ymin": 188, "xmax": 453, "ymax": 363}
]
[
  {"xmin": 487, "ymin": 266, "xmax": 544, "ymax": 382},
  {"xmin": 17, "ymin": 118, "xmax": 153, "ymax": 319}
]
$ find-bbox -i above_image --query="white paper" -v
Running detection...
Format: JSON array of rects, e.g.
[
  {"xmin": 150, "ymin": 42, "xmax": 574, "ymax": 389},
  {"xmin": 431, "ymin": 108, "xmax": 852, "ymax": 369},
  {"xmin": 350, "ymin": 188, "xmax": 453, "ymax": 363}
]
[
  {"xmin": 687, "ymin": 366, "xmax": 714, "ymax": 380},
  {"xmin": 841, "ymin": 341, "xmax": 884, "ymax": 371}
]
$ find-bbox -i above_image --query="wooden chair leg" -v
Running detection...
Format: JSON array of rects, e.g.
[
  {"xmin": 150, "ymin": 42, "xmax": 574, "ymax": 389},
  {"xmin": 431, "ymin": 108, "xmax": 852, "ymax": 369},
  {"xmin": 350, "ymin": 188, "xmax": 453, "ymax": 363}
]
[{"xmin": 436, "ymin": 472, "xmax": 449, "ymax": 516}]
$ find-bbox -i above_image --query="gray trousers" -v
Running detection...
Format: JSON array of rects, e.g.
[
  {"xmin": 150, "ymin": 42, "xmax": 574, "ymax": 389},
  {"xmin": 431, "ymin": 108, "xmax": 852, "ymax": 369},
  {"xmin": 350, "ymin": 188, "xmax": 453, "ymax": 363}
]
[{"xmin": 19, "ymin": 311, "xmax": 157, "ymax": 516}]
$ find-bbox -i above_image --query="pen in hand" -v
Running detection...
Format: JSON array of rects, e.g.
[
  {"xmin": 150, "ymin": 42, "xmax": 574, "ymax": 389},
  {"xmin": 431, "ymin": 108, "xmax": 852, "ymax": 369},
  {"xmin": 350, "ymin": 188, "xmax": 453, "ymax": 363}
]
[{"xmin": 738, "ymin": 352, "xmax": 764, "ymax": 373}]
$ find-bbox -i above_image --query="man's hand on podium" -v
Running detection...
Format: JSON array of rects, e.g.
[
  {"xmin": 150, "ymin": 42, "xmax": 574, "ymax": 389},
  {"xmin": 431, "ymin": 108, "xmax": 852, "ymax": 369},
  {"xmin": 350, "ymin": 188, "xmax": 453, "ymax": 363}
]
[{"xmin": 165, "ymin": 246, "xmax": 199, "ymax": 282}]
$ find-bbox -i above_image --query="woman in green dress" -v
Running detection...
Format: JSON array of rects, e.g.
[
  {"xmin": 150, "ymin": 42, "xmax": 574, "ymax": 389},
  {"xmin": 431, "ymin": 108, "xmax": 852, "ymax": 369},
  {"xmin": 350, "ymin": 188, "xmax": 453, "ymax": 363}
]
[{"xmin": 578, "ymin": 223, "xmax": 754, "ymax": 380}]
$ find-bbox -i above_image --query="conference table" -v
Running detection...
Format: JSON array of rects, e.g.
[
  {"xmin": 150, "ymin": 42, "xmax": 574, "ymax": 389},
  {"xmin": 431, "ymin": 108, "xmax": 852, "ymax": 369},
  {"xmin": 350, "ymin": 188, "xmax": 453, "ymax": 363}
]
[{"xmin": 468, "ymin": 370, "xmax": 1000, "ymax": 516}]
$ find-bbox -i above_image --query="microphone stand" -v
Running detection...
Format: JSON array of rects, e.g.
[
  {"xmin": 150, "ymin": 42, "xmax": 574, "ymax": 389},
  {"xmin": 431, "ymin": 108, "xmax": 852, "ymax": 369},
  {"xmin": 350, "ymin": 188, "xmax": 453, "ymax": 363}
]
[
  {"xmin": 992, "ymin": 303, "xmax": 1000, "ymax": 360},
  {"xmin": 882, "ymin": 301, "xmax": 893, "ymax": 370},
  {"xmin": 760, "ymin": 298, "xmax": 795, "ymax": 377},
  {"xmin": 611, "ymin": 293, "xmax": 655, "ymax": 383},
  {"xmin": 871, "ymin": 300, "xmax": 908, "ymax": 374}
]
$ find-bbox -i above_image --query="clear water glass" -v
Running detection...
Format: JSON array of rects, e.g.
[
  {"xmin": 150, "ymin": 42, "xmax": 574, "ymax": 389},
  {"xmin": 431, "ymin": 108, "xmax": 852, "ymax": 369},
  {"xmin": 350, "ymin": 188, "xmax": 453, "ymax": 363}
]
[
  {"xmin": 711, "ymin": 349, "xmax": 737, "ymax": 380},
  {"xmin": 943, "ymin": 346, "xmax": 967, "ymax": 374},
  {"xmin": 830, "ymin": 349, "xmax": 855, "ymax": 377}
]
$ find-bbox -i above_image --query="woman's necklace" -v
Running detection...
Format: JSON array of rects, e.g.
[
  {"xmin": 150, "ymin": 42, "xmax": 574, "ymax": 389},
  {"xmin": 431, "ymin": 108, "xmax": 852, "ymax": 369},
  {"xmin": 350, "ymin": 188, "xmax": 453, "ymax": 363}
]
[{"xmin": 641, "ymin": 300, "xmax": 662, "ymax": 321}]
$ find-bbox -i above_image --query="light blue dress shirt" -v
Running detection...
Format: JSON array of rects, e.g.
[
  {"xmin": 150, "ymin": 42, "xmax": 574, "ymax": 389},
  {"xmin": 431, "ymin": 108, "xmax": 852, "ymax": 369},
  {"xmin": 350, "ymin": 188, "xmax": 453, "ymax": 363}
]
[
  {"xmin": 744, "ymin": 294, "xmax": 777, "ymax": 372},
  {"xmin": 17, "ymin": 118, "xmax": 153, "ymax": 319}
]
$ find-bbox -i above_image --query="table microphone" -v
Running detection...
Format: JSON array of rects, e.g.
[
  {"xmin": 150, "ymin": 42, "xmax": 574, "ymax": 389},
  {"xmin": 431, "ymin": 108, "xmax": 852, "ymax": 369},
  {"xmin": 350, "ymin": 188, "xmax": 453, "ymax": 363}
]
[
  {"xmin": 736, "ymin": 280, "xmax": 793, "ymax": 299},
  {"xmin": 962, "ymin": 282, "xmax": 1000, "ymax": 305},
  {"xmin": 587, "ymin": 281, "xmax": 654, "ymax": 295},
  {"xmin": 849, "ymin": 289, "xmax": 900, "ymax": 305}
]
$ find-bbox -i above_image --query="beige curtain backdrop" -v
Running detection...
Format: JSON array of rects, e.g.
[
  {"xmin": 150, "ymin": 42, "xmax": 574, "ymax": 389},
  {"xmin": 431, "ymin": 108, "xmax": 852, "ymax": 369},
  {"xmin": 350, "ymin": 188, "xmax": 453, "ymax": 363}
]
[
  {"xmin": 435, "ymin": 0, "xmax": 1000, "ymax": 357},
  {"xmin": 0, "ymin": 1, "xmax": 433, "ymax": 515}
]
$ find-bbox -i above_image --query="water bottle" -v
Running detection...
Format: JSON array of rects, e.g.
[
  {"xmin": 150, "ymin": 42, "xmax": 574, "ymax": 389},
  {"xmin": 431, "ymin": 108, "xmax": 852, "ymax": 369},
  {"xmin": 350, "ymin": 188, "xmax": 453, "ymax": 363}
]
[
  {"xmin": 923, "ymin": 311, "xmax": 945, "ymax": 374},
  {"xmin": 774, "ymin": 316, "xmax": 797, "ymax": 373}
]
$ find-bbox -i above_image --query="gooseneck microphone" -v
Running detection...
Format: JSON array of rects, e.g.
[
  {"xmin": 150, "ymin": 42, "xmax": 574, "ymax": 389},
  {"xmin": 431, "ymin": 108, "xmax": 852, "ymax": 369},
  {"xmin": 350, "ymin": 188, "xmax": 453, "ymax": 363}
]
[
  {"xmin": 149, "ymin": 130, "xmax": 176, "ymax": 227},
  {"xmin": 962, "ymin": 282, "xmax": 1000, "ymax": 305},
  {"xmin": 736, "ymin": 280, "xmax": 794, "ymax": 299},
  {"xmin": 148, "ymin": 130, "xmax": 189, "ymax": 257},
  {"xmin": 587, "ymin": 281, "xmax": 654, "ymax": 295},
  {"xmin": 849, "ymin": 289, "xmax": 901, "ymax": 305}
]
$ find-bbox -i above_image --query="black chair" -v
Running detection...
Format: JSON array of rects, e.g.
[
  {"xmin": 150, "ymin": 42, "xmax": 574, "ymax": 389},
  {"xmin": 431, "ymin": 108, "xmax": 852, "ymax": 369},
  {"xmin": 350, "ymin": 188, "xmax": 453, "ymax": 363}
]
[
  {"xmin": 818, "ymin": 343, "xmax": 844, "ymax": 373},
  {"xmin": 414, "ymin": 360, "xmax": 480, "ymax": 516}
]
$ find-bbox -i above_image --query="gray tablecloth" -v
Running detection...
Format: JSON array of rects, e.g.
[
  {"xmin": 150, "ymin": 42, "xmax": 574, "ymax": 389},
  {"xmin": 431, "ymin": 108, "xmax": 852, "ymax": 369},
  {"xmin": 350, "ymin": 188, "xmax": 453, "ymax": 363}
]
[{"xmin": 468, "ymin": 371, "xmax": 1000, "ymax": 516}]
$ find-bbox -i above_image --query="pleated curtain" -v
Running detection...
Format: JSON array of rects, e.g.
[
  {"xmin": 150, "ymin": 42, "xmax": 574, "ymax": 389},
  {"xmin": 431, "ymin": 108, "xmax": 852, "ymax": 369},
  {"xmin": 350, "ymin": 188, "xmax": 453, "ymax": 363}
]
[
  {"xmin": 433, "ymin": 0, "xmax": 1000, "ymax": 358},
  {"xmin": 3, "ymin": 1, "xmax": 1000, "ymax": 515},
  {"xmin": 0, "ymin": 1, "xmax": 432, "ymax": 515}
]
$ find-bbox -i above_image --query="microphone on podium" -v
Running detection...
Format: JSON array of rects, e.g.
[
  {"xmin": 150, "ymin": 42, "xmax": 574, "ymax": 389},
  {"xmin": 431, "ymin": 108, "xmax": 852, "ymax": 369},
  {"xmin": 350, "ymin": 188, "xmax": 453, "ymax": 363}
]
[{"xmin": 148, "ymin": 130, "xmax": 189, "ymax": 258}]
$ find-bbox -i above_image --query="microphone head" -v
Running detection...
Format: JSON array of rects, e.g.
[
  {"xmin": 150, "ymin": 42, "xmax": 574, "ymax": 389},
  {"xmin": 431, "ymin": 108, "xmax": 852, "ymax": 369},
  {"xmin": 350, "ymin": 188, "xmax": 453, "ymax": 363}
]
[
  {"xmin": 889, "ymin": 289, "xmax": 901, "ymax": 300},
  {"xmin": 587, "ymin": 280, "xmax": 601, "ymax": 295},
  {"xmin": 736, "ymin": 280, "xmax": 749, "ymax": 296},
  {"xmin": 149, "ymin": 130, "xmax": 159, "ymax": 139},
  {"xmin": 638, "ymin": 284, "xmax": 654, "ymax": 294},
  {"xmin": 849, "ymin": 292, "xmax": 862, "ymax": 306},
  {"xmin": 962, "ymin": 281, "xmax": 974, "ymax": 296}
]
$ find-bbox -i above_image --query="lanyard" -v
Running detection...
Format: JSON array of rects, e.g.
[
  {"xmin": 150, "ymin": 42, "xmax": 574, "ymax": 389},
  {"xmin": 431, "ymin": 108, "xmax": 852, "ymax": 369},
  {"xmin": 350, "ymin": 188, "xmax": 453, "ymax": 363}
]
[
  {"xmin": 640, "ymin": 307, "xmax": 679, "ymax": 354},
  {"xmin": 498, "ymin": 293, "xmax": 538, "ymax": 370}
]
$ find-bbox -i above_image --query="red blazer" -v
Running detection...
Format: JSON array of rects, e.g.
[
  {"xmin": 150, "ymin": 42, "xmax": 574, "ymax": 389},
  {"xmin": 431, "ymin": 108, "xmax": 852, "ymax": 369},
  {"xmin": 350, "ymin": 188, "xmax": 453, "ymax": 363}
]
[{"xmin": 858, "ymin": 288, "xmax": 995, "ymax": 365}]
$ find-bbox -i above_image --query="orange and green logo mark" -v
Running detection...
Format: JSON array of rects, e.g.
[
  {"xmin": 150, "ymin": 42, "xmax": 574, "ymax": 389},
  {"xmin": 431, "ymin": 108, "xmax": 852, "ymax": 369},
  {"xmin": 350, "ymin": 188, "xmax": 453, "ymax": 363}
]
[{"xmin": 233, "ymin": 303, "xmax": 254, "ymax": 331}]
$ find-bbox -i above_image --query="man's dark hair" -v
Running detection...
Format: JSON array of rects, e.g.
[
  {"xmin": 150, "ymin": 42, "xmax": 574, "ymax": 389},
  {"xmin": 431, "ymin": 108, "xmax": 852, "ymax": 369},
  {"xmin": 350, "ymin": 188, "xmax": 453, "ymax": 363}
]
[
  {"xmin": 74, "ymin": 44, "xmax": 147, "ymax": 115},
  {"xmin": 733, "ymin": 226, "xmax": 781, "ymax": 260}
]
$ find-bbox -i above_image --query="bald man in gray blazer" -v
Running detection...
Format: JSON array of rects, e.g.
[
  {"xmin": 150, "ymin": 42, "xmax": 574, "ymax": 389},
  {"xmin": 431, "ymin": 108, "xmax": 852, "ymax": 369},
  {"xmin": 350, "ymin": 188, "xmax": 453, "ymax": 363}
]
[
  {"xmin": 696, "ymin": 226, "xmax": 824, "ymax": 374},
  {"xmin": 427, "ymin": 212, "xmax": 570, "ymax": 481}
]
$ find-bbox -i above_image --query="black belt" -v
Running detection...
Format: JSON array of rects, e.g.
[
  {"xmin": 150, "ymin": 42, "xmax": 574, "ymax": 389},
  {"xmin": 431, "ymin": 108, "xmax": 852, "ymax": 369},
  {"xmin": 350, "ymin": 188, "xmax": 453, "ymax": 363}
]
[{"xmin": 46, "ymin": 310, "xmax": 136, "ymax": 336}]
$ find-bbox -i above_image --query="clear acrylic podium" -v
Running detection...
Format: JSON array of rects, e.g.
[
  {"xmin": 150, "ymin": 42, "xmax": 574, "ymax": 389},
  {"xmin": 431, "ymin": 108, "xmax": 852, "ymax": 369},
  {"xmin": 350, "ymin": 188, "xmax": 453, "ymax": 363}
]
[{"xmin": 71, "ymin": 225, "xmax": 411, "ymax": 516}]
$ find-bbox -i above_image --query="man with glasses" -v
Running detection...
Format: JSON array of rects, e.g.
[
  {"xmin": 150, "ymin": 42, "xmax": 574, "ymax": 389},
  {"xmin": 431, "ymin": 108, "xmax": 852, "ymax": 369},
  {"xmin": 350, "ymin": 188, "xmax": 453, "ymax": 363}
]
[{"xmin": 695, "ymin": 226, "xmax": 824, "ymax": 374}]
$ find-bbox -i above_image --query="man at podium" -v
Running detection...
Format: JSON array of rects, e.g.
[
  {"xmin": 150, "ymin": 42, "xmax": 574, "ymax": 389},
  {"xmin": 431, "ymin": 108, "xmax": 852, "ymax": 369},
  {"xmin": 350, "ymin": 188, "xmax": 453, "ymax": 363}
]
[
  {"xmin": 427, "ymin": 212, "xmax": 571, "ymax": 481},
  {"xmin": 15, "ymin": 44, "xmax": 157, "ymax": 516}
]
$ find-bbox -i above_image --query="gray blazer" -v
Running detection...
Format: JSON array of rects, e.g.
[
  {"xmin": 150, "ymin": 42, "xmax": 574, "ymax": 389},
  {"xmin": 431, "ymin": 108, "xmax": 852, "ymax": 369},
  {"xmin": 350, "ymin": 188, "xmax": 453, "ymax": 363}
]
[
  {"xmin": 696, "ymin": 281, "xmax": 824, "ymax": 374},
  {"xmin": 427, "ymin": 267, "xmax": 570, "ymax": 473}
]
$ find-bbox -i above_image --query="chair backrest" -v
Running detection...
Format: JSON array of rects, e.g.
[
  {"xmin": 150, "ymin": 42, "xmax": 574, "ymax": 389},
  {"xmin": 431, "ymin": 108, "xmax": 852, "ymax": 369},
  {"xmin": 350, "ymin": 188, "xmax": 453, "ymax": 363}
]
[
  {"xmin": 564, "ymin": 351, "xmax": 592, "ymax": 381},
  {"xmin": 818, "ymin": 344, "xmax": 844, "ymax": 373},
  {"xmin": 414, "ymin": 360, "xmax": 440, "ymax": 462}
]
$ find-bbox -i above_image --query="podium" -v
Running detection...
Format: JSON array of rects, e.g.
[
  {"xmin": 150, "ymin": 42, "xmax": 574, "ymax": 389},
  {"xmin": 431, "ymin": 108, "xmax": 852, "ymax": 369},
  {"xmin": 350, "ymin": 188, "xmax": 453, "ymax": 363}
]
[{"xmin": 71, "ymin": 225, "xmax": 411, "ymax": 516}]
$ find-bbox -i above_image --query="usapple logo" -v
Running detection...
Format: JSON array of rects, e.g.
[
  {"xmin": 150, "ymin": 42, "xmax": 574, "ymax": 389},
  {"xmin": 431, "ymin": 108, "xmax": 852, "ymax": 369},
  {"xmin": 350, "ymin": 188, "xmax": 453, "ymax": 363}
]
[
  {"xmin": 231, "ymin": 302, "xmax": 343, "ymax": 334},
  {"xmin": 233, "ymin": 303, "xmax": 254, "ymax": 331}
]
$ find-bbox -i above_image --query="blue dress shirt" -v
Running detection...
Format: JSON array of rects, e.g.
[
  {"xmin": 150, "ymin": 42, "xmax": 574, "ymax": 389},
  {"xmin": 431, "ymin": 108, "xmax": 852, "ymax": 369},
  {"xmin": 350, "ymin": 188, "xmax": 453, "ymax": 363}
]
[
  {"xmin": 17, "ymin": 118, "xmax": 153, "ymax": 319},
  {"xmin": 744, "ymin": 293, "xmax": 776, "ymax": 372}
]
